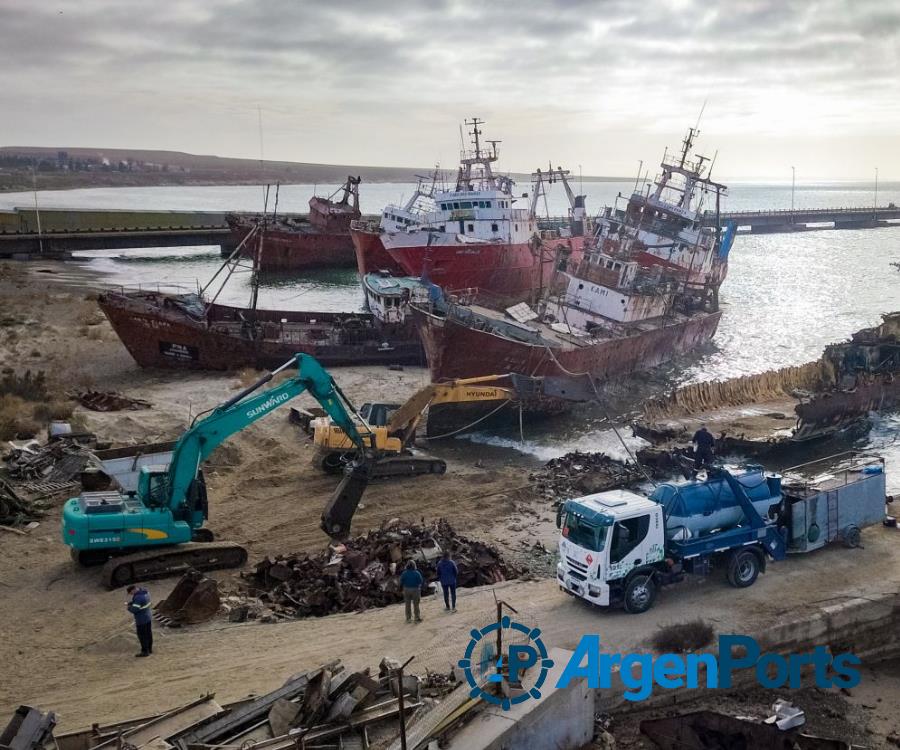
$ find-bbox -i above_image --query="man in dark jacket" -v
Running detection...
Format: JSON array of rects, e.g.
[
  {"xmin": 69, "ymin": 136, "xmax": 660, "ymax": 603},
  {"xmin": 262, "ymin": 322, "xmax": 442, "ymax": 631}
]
[
  {"xmin": 126, "ymin": 584, "xmax": 153, "ymax": 657},
  {"xmin": 436, "ymin": 551, "xmax": 459, "ymax": 612},
  {"xmin": 692, "ymin": 425, "xmax": 715, "ymax": 474},
  {"xmin": 399, "ymin": 560, "xmax": 424, "ymax": 623}
]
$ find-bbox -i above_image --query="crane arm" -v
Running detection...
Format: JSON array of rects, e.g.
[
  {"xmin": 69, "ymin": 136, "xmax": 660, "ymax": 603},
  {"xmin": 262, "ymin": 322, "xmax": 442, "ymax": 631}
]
[{"xmin": 166, "ymin": 354, "xmax": 368, "ymax": 511}]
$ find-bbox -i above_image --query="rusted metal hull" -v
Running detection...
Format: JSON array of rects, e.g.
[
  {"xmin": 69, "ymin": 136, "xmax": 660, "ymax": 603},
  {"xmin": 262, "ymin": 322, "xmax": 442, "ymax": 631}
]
[
  {"xmin": 228, "ymin": 220, "xmax": 356, "ymax": 272},
  {"xmin": 386, "ymin": 236, "xmax": 586, "ymax": 302},
  {"xmin": 350, "ymin": 227, "xmax": 405, "ymax": 276},
  {"xmin": 98, "ymin": 291, "xmax": 423, "ymax": 371},
  {"xmin": 413, "ymin": 306, "xmax": 722, "ymax": 381}
]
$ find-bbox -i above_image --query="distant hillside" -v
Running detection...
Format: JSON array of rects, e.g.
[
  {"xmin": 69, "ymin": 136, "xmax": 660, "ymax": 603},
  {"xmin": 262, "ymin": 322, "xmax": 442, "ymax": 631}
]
[{"xmin": 0, "ymin": 146, "xmax": 625, "ymax": 192}]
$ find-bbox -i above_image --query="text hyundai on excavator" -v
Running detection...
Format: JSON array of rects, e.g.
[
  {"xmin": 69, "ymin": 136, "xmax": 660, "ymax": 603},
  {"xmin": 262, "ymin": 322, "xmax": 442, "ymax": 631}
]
[{"xmin": 61, "ymin": 354, "xmax": 403, "ymax": 587}]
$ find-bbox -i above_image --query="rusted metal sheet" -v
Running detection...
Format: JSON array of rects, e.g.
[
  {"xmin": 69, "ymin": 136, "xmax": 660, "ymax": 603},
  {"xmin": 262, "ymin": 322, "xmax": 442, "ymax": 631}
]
[
  {"xmin": 0, "ymin": 706, "xmax": 57, "ymax": 750},
  {"xmin": 92, "ymin": 696, "xmax": 223, "ymax": 750}
]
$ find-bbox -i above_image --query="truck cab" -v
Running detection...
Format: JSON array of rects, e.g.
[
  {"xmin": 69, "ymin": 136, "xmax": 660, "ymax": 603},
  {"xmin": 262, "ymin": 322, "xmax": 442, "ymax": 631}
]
[{"xmin": 557, "ymin": 489, "xmax": 666, "ymax": 610}]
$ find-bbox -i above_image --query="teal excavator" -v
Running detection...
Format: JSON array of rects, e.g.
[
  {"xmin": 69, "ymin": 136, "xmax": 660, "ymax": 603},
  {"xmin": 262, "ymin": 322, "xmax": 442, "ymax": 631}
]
[{"xmin": 61, "ymin": 354, "xmax": 438, "ymax": 587}]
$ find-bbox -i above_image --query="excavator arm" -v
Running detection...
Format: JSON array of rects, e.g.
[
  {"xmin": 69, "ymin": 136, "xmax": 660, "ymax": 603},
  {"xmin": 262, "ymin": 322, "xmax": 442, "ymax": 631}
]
[{"xmin": 164, "ymin": 354, "xmax": 373, "ymax": 538}]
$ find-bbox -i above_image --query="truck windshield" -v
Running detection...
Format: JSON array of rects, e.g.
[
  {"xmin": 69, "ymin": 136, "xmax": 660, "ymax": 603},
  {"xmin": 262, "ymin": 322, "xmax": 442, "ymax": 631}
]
[{"xmin": 562, "ymin": 512, "xmax": 609, "ymax": 552}]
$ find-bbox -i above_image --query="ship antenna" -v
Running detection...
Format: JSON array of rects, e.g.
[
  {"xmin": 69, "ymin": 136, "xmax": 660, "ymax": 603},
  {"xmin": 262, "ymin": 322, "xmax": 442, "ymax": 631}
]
[
  {"xmin": 632, "ymin": 159, "xmax": 643, "ymax": 194},
  {"xmin": 468, "ymin": 116, "xmax": 484, "ymax": 157}
]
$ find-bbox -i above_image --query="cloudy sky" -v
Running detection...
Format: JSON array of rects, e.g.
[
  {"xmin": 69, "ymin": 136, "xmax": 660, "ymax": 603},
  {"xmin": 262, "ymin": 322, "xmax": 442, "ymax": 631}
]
[{"xmin": 2, "ymin": 0, "xmax": 898, "ymax": 180}]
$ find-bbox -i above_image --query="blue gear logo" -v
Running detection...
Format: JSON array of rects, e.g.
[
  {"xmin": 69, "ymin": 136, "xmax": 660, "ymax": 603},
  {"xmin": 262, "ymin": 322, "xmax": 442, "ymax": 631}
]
[{"xmin": 457, "ymin": 616, "xmax": 554, "ymax": 710}]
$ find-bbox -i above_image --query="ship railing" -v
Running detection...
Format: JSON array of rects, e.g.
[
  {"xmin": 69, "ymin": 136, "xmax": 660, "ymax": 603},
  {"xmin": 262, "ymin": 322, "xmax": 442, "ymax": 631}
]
[{"xmin": 103, "ymin": 282, "xmax": 200, "ymax": 297}]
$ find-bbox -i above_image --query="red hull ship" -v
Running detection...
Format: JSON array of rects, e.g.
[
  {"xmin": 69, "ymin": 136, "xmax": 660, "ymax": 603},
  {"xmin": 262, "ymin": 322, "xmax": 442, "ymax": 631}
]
[
  {"xmin": 411, "ymin": 128, "xmax": 736, "ymax": 382},
  {"xmin": 367, "ymin": 120, "xmax": 591, "ymax": 304},
  {"xmin": 98, "ymin": 216, "xmax": 426, "ymax": 371},
  {"xmin": 100, "ymin": 291, "xmax": 422, "ymax": 370},
  {"xmin": 350, "ymin": 225, "xmax": 405, "ymax": 276},
  {"xmin": 226, "ymin": 177, "xmax": 361, "ymax": 272}
]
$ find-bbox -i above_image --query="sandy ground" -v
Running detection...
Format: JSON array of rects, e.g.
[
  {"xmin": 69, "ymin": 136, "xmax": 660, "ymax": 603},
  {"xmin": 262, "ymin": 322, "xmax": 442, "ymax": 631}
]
[{"xmin": 1, "ymin": 260, "xmax": 900, "ymax": 747}]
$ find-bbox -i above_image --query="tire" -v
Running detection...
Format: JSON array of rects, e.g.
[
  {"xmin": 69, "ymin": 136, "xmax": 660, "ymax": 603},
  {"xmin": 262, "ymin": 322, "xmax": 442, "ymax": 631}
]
[
  {"xmin": 727, "ymin": 550, "xmax": 760, "ymax": 588},
  {"xmin": 842, "ymin": 525, "xmax": 861, "ymax": 548},
  {"xmin": 623, "ymin": 574, "xmax": 657, "ymax": 614}
]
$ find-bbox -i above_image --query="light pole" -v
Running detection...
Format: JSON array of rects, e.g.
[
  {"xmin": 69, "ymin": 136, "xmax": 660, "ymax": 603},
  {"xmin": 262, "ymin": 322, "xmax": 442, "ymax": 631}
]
[
  {"xmin": 790, "ymin": 166, "xmax": 795, "ymax": 226},
  {"xmin": 874, "ymin": 167, "xmax": 879, "ymax": 222}
]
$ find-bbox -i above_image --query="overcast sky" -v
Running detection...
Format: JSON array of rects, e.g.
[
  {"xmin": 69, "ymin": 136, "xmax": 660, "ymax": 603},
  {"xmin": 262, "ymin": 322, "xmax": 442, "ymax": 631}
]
[{"xmin": 2, "ymin": 0, "xmax": 898, "ymax": 180}]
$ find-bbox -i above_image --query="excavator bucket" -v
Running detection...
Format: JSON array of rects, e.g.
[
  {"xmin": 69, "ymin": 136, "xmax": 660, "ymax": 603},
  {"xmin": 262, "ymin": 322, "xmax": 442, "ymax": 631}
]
[
  {"xmin": 155, "ymin": 570, "xmax": 222, "ymax": 625},
  {"xmin": 320, "ymin": 463, "xmax": 371, "ymax": 539}
]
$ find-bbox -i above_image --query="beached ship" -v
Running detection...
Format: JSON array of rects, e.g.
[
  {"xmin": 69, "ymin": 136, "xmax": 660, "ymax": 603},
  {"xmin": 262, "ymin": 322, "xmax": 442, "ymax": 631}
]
[
  {"xmin": 411, "ymin": 128, "xmax": 736, "ymax": 382},
  {"xmin": 358, "ymin": 119, "xmax": 590, "ymax": 305},
  {"xmin": 226, "ymin": 177, "xmax": 361, "ymax": 272},
  {"xmin": 99, "ymin": 222, "xmax": 425, "ymax": 371}
]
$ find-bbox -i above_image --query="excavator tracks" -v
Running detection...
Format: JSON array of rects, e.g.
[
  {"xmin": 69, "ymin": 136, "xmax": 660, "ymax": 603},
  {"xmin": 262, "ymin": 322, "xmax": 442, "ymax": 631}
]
[{"xmin": 100, "ymin": 541, "xmax": 248, "ymax": 589}]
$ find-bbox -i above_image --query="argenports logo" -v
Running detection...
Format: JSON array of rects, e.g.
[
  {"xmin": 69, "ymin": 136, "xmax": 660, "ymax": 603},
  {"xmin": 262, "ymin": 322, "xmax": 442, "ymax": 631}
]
[{"xmin": 457, "ymin": 617, "xmax": 554, "ymax": 710}]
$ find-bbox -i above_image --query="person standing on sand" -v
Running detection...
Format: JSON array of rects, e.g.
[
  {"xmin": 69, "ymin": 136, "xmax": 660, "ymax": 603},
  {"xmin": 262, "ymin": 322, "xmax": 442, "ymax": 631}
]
[
  {"xmin": 400, "ymin": 560, "xmax": 423, "ymax": 623},
  {"xmin": 436, "ymin": 551, "xmax": 458, "ymax": 612},
  {"xmin": 126, "ymin": 584, "xmax": 153, "ymax": 657}
]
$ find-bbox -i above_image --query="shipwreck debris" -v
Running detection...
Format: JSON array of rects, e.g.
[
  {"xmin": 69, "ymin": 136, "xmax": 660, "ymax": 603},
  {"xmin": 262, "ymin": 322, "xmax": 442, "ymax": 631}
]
[
  {"xmin": 155, "ymin": 570, "xmax": 221, "ymax": 626},
  {"xmin": 634, "ymin": 312, "xmax": 900, "ymax": 457},
  {"xmin": 528, "ymin": 451, "xmax": 644, "ymax": 504},
  {"xmin": 72, "ymin": 390, "xmax": 151, "ymax": 412},
  {"xmin": 0, "ymin": 705, "xmax": 57, "ymax": 750},
  {"xmin": 239, "ymin": 519, "xmax": 521, "ymax": 618}
]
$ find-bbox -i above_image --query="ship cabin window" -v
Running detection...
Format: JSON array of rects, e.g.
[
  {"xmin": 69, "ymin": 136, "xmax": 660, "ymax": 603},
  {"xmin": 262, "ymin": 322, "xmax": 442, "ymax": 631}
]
[
  {"xmin": 383, "ymin": 212, "xmax": 389, "ymax": 218},
  {"xmin": 439, "ymin": 225, "xmax": 446, "ymax": 232},
  {"xmin": 491, "ymin": 223, "xmax": 498, "ymax": 232},
  {"xmin": 461, "ymin": 202, "xmax": 472, "ymax": 209},
  {"xmin": 486, "ymin": 201, "xmax": 492, "ymax": 208},
  {"xmin": 605, "ymin": 260, "xmax": 614, "ymax": 269},
  {"xmin": 453, "ymin": 202, "xmax": 460, "ymax": 209},
  {"xmin": 515, "ymin": 224, "xmax": 519, "ymax": 231},
  {"xmin": 613, "ymin": 262, "xmax": 622, "ymax": 270},
  {"xmin": 467, "ymin": 224, "xmax": 474, "ymax": 232}
]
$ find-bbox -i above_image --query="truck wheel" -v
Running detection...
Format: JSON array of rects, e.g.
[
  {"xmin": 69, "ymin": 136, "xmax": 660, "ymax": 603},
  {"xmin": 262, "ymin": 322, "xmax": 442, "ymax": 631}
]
[
  {"xmin": 727, "ymin": 550, "xmax": 759, "ymax": 588},
  {"xmin": 623, "ymin": 574, "xmax": 656, "ymax": 614},
  {"xmin": 842, "ymin": 525, "xmax": 861, "ymax": 548}
]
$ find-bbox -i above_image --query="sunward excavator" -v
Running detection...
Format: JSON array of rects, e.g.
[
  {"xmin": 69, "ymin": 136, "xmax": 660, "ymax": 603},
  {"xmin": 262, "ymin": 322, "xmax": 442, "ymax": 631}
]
[{"xmin": 61, "ymin": 354, "xmax": 412, "ymax": 587}]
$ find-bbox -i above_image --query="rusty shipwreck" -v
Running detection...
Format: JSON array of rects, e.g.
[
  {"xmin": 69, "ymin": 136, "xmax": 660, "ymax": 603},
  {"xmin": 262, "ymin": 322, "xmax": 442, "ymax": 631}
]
[
  {"xmin": 412, "ymin": 128, "xmax": 737, "ymax": 381},
  {"xmin": 226, "ymin": 177, "xmax": 361, "ymax": 273},
  {"xmin": 99, "ymin": 220, "xmax": 424, "ymax": 371}
]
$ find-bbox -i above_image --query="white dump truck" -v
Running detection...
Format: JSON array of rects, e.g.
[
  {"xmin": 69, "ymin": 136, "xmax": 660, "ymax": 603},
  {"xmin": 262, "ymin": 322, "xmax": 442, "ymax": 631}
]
[{"xmin": 556, "ymin": 453, "xmax": 890, "ymax": 613}]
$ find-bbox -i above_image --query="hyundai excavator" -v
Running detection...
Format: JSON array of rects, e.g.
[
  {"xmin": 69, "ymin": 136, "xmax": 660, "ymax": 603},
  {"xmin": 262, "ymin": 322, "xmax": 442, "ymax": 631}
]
[{"xmin": 61, "ymin": 354, "xmax": 407, "ymax": 587}]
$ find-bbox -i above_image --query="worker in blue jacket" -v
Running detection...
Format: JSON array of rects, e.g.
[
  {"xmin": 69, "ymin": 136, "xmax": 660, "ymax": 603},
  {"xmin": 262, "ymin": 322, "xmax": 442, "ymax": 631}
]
[
  {"xmin": 399, "ymin": 560, "xmax": 424, "ymax": 623},
  {"xmin": 126, "ymin": 584, "xmax": 153, "ymax": 657},
  {"xmin": 436, "ymin": 551, "xmax": 459, "ymax": 612}
]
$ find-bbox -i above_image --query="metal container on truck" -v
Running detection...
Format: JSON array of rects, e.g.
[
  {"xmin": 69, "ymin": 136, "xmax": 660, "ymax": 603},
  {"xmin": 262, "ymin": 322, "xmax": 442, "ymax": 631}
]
[{"xmin": 556, "ymin": 453, "xmax": 890, "ymax": 613}]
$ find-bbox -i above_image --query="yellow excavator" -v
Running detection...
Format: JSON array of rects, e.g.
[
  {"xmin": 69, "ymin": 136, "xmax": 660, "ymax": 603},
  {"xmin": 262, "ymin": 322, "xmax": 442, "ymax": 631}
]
[{"xmin": 303, "ymin": 373, "xmax": 580, "ymax": 473}]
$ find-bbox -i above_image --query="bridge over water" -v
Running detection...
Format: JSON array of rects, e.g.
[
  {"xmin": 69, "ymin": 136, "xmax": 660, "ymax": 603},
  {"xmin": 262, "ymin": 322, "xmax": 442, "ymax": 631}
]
[
  {"xmin": 2, "ymin": 203, "xmax": 900, "ymax": 259},
  {"xmin": 701, "ymin": 205, "xmax": 900, "ymax": 233}
]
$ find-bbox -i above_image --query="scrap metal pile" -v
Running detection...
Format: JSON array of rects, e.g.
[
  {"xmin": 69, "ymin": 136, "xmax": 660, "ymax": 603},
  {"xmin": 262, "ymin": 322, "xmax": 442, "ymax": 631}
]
[
  {"xmin": 240, "ymin": 519, "xmax": 521, "ymax": 618},
  {"xmin": 528, "ymin": 451, "xmax": 644, "ymax": 503},
  {"xmin": 4, "ymin": 659, "xmax": 445, "ymax": 750}
]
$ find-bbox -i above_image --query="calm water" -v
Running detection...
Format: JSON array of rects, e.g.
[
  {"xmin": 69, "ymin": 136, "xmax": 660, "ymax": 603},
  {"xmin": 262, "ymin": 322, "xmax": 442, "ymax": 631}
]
[{"xmin": 7, "ymin": 182, "xmax": 900, "ymax": 486}]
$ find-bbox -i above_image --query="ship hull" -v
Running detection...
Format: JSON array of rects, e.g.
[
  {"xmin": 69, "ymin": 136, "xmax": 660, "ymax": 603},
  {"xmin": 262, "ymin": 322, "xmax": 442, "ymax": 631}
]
[
  {"xmin": 385, "ymin": 236, "xmax": 585, "ymax": 302},
  {"xmin": 412, "ymin": 307, "xmax": 722, "ymax": 382},
  {"xmin": 229, "ymin": 223, "xmax": 356, "ymax": 272},
  {"xmin": 350, "ymin": 228, "xmax": 405, "ymax": 277},
  {"xmin": 99, "ymin": 294, "xmax": 423, "ymax": 371}
]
